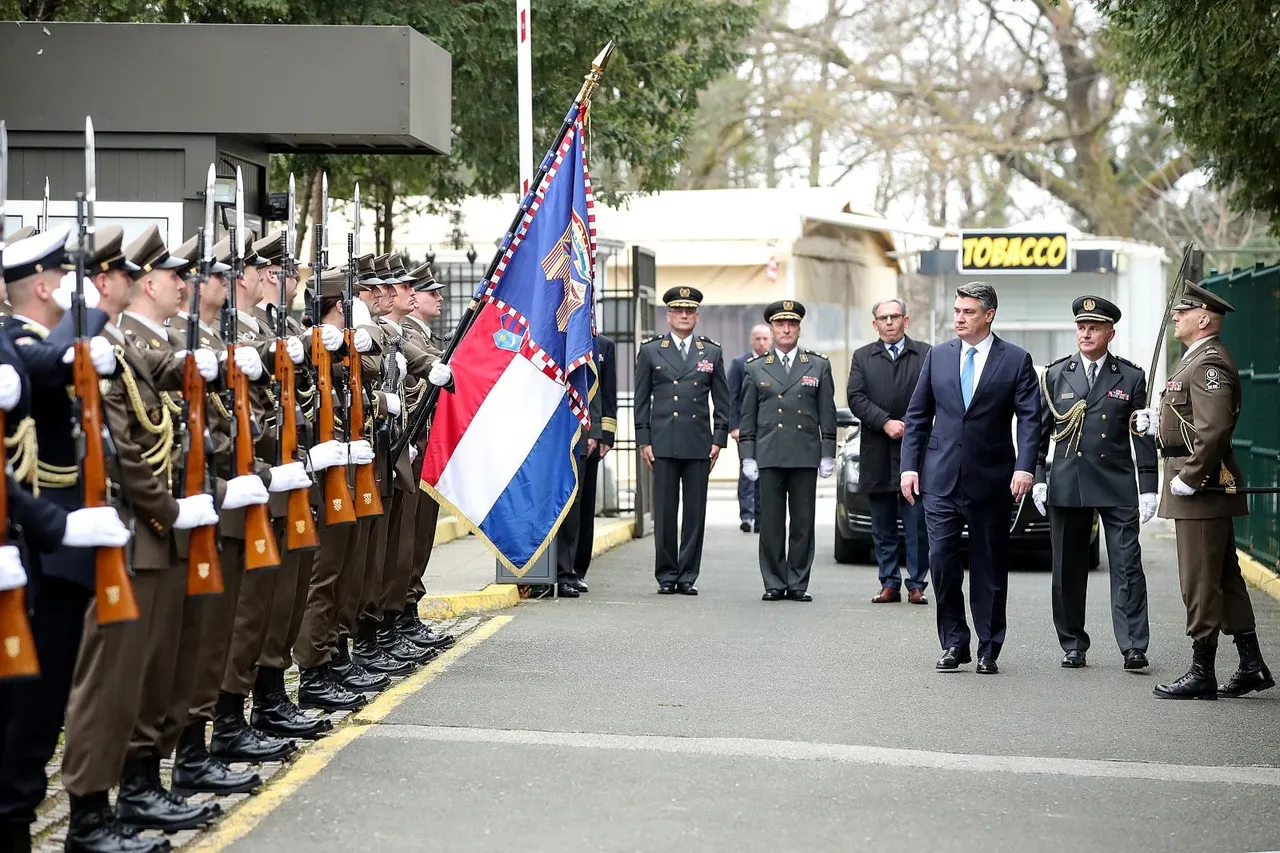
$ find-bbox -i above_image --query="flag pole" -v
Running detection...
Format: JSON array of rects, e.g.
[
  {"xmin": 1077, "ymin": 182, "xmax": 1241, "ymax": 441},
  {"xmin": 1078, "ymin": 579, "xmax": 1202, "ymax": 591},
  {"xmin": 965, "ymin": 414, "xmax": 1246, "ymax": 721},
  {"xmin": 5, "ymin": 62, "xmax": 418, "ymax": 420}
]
[
  {"xmin": 516, "ymin": 0, "xmax": 533, "ymax": 197},
  {"xmin": 393, "ymin": 40, "xmax": 615, "ymax": 460}
]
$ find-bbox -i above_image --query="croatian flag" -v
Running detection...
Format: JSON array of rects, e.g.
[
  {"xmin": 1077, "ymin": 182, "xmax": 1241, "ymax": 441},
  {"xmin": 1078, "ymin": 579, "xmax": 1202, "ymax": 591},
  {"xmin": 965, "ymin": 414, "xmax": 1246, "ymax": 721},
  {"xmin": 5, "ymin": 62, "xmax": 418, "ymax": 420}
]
[{"xmin": 420, "ymin": 103, "xmax": 597, "ymax": 575}]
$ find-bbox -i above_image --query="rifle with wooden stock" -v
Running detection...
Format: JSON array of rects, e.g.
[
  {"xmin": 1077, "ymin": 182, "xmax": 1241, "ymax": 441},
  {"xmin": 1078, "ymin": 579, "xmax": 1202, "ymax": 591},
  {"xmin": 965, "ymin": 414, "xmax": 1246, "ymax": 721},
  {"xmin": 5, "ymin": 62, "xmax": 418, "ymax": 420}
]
[
  {"xmin": 224, "ymin": 167, "xmax": 281, "ymax": 571},
  {"xmin": 275, "ymin": 173, "xmax": 318, "ymax": 550},
  {"xmin": 179, "ymin": 164, "xmax": 223, "ymax": 596},
  {"xmin": 0, "ymin": 118, "xmax": 40, "ymax": 680},
  {"xmin": 344, "ymin": 183, "xmax": 382, "ymax": 518},
  {"xmin": 67, "ymin": 118, "xmax": 139, "ymax": 624}
]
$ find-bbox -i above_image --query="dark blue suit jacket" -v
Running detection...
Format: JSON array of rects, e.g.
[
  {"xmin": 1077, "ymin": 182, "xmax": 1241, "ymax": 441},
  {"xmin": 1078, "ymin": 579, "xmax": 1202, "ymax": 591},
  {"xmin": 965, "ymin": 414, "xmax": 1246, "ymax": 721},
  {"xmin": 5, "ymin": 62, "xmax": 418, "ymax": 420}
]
[
  {"xmin": 727, "ymin": 352, "xmax": 750, "ymax": 431},
  {"xmin": 900, "ymin": 335, "xmax": 1042, "ymax": 501}
]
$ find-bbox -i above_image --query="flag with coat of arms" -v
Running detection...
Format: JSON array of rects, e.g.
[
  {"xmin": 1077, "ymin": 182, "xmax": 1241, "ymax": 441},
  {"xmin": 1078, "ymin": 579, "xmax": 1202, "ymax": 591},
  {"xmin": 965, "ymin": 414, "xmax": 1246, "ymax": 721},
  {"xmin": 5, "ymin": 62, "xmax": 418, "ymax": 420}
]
[{"xmin": 419, "ymin": 101, "xmax": 598, "ymax": 574}]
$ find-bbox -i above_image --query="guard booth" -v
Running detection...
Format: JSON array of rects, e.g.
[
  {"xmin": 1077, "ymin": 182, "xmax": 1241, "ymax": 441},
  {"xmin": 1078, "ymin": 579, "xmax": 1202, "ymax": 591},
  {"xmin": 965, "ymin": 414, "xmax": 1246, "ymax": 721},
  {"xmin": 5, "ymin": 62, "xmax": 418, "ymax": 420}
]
[{"xmin": 1203, "ymin": 263, "xmax": 1280, "ymax": 571}]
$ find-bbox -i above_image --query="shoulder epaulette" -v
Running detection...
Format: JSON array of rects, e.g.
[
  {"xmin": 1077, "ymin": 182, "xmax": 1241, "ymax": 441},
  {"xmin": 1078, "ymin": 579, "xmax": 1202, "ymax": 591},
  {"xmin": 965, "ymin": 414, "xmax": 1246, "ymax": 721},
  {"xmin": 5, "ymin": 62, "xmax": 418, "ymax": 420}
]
[
  {"xmin": 746, "ymin": 353, "xmax": 762, "ymax": 363},
  {"xmin": 804, "ymin": 349, "xmax": 829, "ymax": 360},
  {"xmin": 642, "ymin": 334, "xmax": 663, "ymax": 344},
  {"xmin": 1045, "ymin": 354, "xmax": 1071, "ymax": 369},
  {"xmin": 19, "ymin": 322, "xmax": 49, "ymax": 340},
  {"xmin": 697, "ymin": 335, "xmax": 720, "ymax": 347},
  {"xmin": 1112, "ymin": 354, "xmax": 1141, "ymax": 371}
]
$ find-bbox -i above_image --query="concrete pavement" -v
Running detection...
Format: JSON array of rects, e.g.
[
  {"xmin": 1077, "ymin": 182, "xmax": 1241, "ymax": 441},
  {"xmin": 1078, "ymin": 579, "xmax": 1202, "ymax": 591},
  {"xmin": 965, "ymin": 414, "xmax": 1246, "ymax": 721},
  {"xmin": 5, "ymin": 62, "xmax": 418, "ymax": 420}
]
[{"xmin": 220, "ymin": 489, "xmax": 1280, "ymax": 853}]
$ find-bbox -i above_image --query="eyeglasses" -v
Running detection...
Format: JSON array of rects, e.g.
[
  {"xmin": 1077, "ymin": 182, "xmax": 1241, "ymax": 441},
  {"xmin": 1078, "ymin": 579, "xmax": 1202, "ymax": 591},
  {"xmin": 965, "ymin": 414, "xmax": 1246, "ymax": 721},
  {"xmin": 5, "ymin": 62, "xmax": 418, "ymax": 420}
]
[{"xmin": 875, "ymin": 313, "xmax": 904, "ymax": 322}]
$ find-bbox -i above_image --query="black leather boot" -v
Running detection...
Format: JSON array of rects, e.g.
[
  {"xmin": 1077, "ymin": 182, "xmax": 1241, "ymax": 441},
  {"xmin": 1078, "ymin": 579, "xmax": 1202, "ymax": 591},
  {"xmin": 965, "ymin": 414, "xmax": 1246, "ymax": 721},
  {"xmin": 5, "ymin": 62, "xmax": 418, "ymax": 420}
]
[
  {"xmin": 375, "ymin": 620, "xmax": 438, "ymax": 664},
  {"xmin": 330, "ymin": 637, "xmax": 390, "ymax": 692},
  {"xmin": 395, "ymin": 608, "xmax": 455, "ymax": 650},
  {"xmin": 170, "ymin": 722, "xmax": 261, "ymax": 796},
  {"xmin": 1219, "ymin": 631, "xmax": 1276, "ymax": 697},
  {"xmin": 67, "ymin": 791, "xmax": 171, "ymax": 853},
  {"xmin": 210, "ymin": 693, "xmax": 297, "ymax": 763},
  {"xmin": 251, "ymin": 667, "xmax": 332, "ymax": 739},
  {"xmin": 1, "ymin": 820, "xmax": 32, "ymax": 853},
  {"xmin": 352, "ymin": 623, "xmax": 414, "ymax": 676},
  {"xmin": 298, "ymin": 665, "xmax": 367, "ymax": 711},
  {"xmin": 116, "ymin": 757, "xmax": 219, "ymax": 833},
  {"xmin": 1154, "ymin": 639, "xmax": 1219, "ymax": 700}
]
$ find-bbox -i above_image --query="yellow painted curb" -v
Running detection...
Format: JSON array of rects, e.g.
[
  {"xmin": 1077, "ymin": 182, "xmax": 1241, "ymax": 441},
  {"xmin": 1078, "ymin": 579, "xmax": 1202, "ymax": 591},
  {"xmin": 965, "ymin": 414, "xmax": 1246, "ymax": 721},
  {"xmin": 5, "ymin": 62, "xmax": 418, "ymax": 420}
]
[
  {"xmin": 592, "ymin": 517, "xmax": 637, "ymax": 558},
  {"xmin": 433, "ymin": 514, "xmax": 468, "ymax": 546},
  {"xmin": 1239, "ymin": 548, "xmax": 1280, "ymax": 603},
  {"xmin": 186, "ymin": 616, "xmax": 513, "ymax": 853},
  {"xmin": 418, "ymin": 583, "xmax": 520, "ymax": 620}
]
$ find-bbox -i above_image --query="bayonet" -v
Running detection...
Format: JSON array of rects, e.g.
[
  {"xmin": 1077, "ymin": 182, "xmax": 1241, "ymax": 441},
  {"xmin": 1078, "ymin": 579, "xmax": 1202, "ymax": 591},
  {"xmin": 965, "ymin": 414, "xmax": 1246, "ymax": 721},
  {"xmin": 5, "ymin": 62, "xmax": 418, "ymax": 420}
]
[
  {"xmin": 1, "ymin": 121, "xmax": 7, "ymax": 247},
  {"xmin": 85, "ymin": 117, "xmax": 96, "ymax": 255},
  {"xmin": 41, "ymin": 177, "xmax": 48, "ymax": 234}
]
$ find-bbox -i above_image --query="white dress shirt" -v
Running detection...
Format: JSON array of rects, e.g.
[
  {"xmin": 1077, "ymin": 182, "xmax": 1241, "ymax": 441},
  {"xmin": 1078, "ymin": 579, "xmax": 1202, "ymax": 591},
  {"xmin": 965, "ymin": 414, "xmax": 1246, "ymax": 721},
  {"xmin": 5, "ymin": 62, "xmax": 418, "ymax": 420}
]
[
  {"xmin": 670, "ymin": 331, "xmax": 691, "ymax": 357},
  {"xmin": 1079, "ymin": 351, "xmax": 1107, "ymax": 386},
  {"xmin": 1184, "ymin": 334, "xmax": 1218, "ymax": 358},
  {"xmin": 958, "ymin": 333, "xmax": 995, "ymax": 392},
  {"xmin": 775, "ymin": 345, "xmax": 798, "ymax": 370}
]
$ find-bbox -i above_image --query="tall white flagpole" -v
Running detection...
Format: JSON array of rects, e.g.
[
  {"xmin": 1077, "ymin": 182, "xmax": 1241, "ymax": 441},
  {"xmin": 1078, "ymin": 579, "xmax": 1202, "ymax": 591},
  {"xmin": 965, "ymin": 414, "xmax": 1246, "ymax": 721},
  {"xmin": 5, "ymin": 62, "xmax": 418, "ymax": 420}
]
[{"xmin": 516, "ymin": 0, "xmax": 533, "ymax": 195}]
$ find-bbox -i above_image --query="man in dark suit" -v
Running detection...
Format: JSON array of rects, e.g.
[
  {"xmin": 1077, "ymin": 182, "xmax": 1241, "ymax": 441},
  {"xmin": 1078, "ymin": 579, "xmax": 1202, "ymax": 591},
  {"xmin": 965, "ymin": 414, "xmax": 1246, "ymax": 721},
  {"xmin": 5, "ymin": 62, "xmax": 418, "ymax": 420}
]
[
  {"xmin": 739, "ymin": 300, "xmax": 837, "ymax": 602},
  {"xmin": 634, "ymin": 287, "xmax": 730, "ymax": 595},
  {"xmin": 900, "ymin": 282, "xmax": 1041, "ymax": 674},
  {"xmin": 571, "ymin": 333, "xmax": 618, "ymax": 589},
  {"xmin": 847, "ymin": 298, "xmax": 931, "ymax": 604},
  {"xmin": 1033, "ymin": 296, "xmax": 1158, "ymax": 671},
  {"xmin": 728, "ymin": 324, "xmax": 772, "ymax": 533}
]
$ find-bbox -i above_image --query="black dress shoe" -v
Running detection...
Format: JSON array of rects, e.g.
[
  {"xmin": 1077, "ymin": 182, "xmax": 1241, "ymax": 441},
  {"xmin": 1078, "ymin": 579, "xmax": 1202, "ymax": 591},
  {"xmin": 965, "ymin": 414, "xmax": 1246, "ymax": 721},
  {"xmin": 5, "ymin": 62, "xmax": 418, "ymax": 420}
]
[
  {"xmin": 1123, "ymin": 649, "xmax": 1150, "ymax": 672},
  {"xmin": 936, "ymin": 647, "xmax": 972, "ymax": 670},
  {"xmin": 658, "ymin": 583, "xmax": 677, "ymax": 595},
  {"xmin": 171, "ymin": 723, "xmax": 261, "ymax": 797},
  {"xmin": 1061, "ymin": 650, "xmax": 1086, "ymax": 668},
  {"xmin": 67, "ymin": 792, "xmax": 171, "ymax": 853},
  {"xmin": 572, "ymin": 579, "xmax": 589, "ymax": 593},
  {"xmin": 116, "ymin": 758, "xmax": 219, "ymax": 833},
  {"xmin": 298, "ymin": 666, "xmax": 368, "ymax": 711},
  {"xmin": 376, "ymin": 623, "xmax": 440, "ymax": 664},
  {"xmin": 787, "ymin": 590, "xmax": 812, "ymax": 602},
  {"xmin": 976, "ymin": 656, "xmax": 999, "ymax": 675},
  {"xmin": 676, "ymin": 583, "xmax": 698, "ymax": 596},
  {"xmin": 739, "ymin": 521, "xmax": 751, "ymax": 533},
  {"xmin": 251, "ymin": 668, "xmax": 333, "ymax": 740},
  {"xmin": 761, "ymin": 589, "xmax": 784, "ymax": 601},
  {"xmin": 556, "ymin": 582, "xmax": 581, "ymax": 598}
]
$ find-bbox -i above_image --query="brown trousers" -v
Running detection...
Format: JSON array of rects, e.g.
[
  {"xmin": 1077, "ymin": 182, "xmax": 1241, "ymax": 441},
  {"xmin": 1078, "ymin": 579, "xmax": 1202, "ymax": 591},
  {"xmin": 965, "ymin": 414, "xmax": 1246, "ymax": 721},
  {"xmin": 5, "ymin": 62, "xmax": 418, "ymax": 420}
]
[
  {"xmin": 224, "ymin": 527, "xmax": 303, "ymax": 696},
  {"xmin": 155, "ymin": 587, "xmax": 213, "ymax": 757},
  {"xmin": 1176, "ymin": 517, "xmax": 1257, "ymax": 642},
  {"xmin": 187, "ymin": 541, "xmax": 245, "ymax": 724},
  {"xmin": 294, "ymin": 520, "xmax": 356, "ymax": 670},
  {"xmin": 380, "ymin": 489, "xmax": 420, "ymax": 614},
  {"xmin": 62, "ymin": 571, "xmax": 164, "ymax": 795},
  {"xmin": 406, "ymin": 492, "xmax": 441, "ymax": 607},
  {"xmin": 128, "ymin": 564, "xmax": 200, "ymax": 760},
  {"xmin": 337, "ymin": 517, "xmax": 375, "ymax": 637},
  {"xmin": 260, "ymin": 548, "xmax": 314, "ymax": 671},
  {"xmin": 357, "ymin": 508, "xmax": 394, "ymax": 626}
]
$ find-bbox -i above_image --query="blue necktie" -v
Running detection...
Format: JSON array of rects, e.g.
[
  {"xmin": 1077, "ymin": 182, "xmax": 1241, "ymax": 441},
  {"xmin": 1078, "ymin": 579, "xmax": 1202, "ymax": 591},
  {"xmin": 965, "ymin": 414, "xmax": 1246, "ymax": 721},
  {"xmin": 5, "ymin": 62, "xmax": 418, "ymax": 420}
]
[
  {"xmin": 961, "ymin": 346, "xmax": 977, "ymax": 408},
  {"xmin": 889, "ymin": 343, "xmax": 899, "ymax": 361}
]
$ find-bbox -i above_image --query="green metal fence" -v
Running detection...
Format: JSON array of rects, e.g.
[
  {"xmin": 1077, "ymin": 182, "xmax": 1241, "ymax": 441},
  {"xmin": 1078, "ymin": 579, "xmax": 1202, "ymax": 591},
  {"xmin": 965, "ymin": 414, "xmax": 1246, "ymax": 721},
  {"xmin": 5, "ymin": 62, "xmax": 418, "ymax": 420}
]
[{"xmin": 1203, "ymin": 263, "xmax": 1280, "ymax": 572}]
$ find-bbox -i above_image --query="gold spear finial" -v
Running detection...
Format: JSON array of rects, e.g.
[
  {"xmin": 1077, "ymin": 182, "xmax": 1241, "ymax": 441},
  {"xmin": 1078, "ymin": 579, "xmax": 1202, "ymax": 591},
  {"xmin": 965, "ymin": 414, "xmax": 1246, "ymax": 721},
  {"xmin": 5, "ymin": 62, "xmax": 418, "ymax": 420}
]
[{"xmin": 576, "ymin": 40, "xmax": 616, "ymax": 105}]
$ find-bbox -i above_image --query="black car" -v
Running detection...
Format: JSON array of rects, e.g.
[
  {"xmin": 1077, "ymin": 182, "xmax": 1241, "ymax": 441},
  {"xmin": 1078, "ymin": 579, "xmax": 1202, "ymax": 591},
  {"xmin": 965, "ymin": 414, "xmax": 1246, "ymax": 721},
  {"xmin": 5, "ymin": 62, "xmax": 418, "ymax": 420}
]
[{"xmin": 832, "ymin": 407, "xmax": 1099, "ymax": 569}]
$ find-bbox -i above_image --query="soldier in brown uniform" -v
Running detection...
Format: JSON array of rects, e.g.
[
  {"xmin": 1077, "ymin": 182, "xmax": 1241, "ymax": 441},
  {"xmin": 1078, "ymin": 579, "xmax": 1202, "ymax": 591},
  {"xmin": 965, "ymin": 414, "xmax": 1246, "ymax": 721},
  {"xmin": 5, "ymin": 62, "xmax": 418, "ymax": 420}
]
[
  {"xmin": 1135, "ymin": 281, "xmax": 1275, "ymax": 700},
  {"xmin": 61, "ymin": 226, "xmax": 226, "ymax": 844}
]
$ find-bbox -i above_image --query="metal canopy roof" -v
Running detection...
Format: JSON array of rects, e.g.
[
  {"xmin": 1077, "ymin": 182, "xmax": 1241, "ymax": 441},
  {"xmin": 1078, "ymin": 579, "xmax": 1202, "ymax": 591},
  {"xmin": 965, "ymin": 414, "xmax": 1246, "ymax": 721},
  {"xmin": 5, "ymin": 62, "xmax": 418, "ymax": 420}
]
[{"xmin": 0, "ymin": 22, "xmax": 452, "ymax": 155}]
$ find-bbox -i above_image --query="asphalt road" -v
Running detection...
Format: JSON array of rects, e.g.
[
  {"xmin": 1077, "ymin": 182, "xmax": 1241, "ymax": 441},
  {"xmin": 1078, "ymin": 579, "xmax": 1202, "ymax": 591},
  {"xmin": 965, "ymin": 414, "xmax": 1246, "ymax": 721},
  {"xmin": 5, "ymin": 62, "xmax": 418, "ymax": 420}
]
[{"xmin": 230, "ymin": 491, "xmax": 1280, "ymax": 853}]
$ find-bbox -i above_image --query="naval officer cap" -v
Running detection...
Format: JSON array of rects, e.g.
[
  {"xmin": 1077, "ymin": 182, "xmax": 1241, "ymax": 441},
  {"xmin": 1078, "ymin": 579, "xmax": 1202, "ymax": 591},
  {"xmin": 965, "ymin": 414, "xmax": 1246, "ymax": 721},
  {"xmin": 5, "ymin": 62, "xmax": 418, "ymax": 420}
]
[
  {"xmin": 764, "ymin": 299, "xmax": 806, "ymax": 323},
  {"xmin": 1072, "ymin": 295, "xmax": 1121, "ymax": 325},
  {"xmin": 663, "ymin": 286, "xmax": 703, "ymax": 310},
  {"xmin": 2, "ymin": 223, "xmax": 72, "ymax": 280},
  {"xmin": 1173, "ymin": 280, "xmax": 1235, "ymax": 314},
  {"xmin": 408, "ymin": 261, "xmax": 444, "ymax": 292}
]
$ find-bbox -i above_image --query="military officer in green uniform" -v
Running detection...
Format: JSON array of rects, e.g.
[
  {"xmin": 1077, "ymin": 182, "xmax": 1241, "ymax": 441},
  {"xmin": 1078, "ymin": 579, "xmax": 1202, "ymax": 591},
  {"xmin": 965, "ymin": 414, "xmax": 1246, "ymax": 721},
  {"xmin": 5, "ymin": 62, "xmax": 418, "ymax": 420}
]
[
  {"xmin": 1032, "ymin": 295, "xmax": 1158, "ymax": 671},
  {"xmin": 739, "ymin": 300, "xmax": 836, "ymax": 602},
  {"xmin": 1132, "ymin": 282, "xmax": 1274, "ymax": 700},
  {"xmin": 634, "ymin": 286, "xmax": 730, "ymax": 594}
]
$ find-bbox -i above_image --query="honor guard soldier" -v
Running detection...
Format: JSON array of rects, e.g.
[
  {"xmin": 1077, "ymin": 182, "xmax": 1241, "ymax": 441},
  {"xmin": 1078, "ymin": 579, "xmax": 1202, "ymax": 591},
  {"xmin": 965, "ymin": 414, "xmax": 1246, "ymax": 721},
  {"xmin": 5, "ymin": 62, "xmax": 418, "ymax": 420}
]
[
  {"xmin": 634, "ymin": 286, "xmax": 730, "ymax": 595},
  {"xmin": 1132, "ymin": 282, "xmax": 1274, "ymax": 700},
  {"xmin": 1032, "ymin": 296, "xmax": 1157, "ymax": 671},
  {"xmin": 739, "ymin": 300, "xmax": 836, "ymax": 602}
]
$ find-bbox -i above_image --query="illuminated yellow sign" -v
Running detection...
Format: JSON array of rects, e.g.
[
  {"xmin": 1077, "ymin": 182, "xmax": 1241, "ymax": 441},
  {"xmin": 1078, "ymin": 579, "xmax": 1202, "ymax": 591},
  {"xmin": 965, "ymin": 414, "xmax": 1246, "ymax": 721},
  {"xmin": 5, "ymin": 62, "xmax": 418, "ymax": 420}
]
[{"xmin": 960, "ymin": 231, "xmax": 1071, "ymax": 274}]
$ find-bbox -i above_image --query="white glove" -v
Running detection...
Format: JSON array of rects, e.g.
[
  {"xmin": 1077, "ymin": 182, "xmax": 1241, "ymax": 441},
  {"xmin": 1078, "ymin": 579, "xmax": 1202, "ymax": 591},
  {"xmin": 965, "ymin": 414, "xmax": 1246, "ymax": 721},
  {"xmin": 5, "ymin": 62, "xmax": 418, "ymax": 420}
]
[
  {"xmin": 285, "ymin": 336, "xmax": 306, "ymax": 365},
  {"xmin": 174, "ymin": 493, "xmax": 218, "ymax": 529},
  {"xmin": 1169, "ymin": 475, "xmax": 1195, "ymax": 497},
  {"xmin": 62, "ymin": 506, "xmax": 132, "ymax": 548},
  {"xmin": 742, "ymin": 459, "xmax": 759, "ymax": 482},
  {"xmin": 353, "ymin": 329, "xmax": 373, "ymax": 353},
  {"xmin": 383, "ymin": 393, "xmax": 402, "ymax": 417},
  {"xmin": 222, "ymin": 474, "xmax": 270, "ymax": 509},
  {"xmin": 351, "ymin": 298, "xmax": 373, "ymax": 328},
  {"xmin": 0, "ymin": 545, "xmax": 27, "ymax": 591},
  {"xmin": 348, "ymin": 439, "xmax": 375, "ymax": 465},
  {"xmin": 307, "ymin": 439, "xmax": 346, "ymax": 472},
  {"xmin": 1031, "ymin": 482, "xmax": 1048, "ymax": 516},
  {"xmin": 90, "ymin": 336, "xmax": 116, "ymax": 376},
  {"xmin": 1139, "ymin": 492, "xmax": 1159, "ymax": 523},
  {"xmin": 321, "ymin": 324, "xmax": 344, "ymax": 352},
  {"xmin": 0, "ymin": 364, "xmax": 21, "ymax": 412},
  {"xmin": 819, "ymin": 457, "xmax": 834, "ymax": 479},
  {"xmin": 428, "ymin": 362, "xmax": 452, "ymax": 387},
  {"xmin": 394, "ymin": 352, "xmax": 408, "ymax": 378},
  {"xmin": 233, "ymin": 345, "xmax": 264, "ymax": 381},
  {"xmin": 1133, "ymin": 407, "xmax": 1157, "ymax": 437},
  {"xmin": 409, "ymin": 445, "xmax": 419, "ymax": 463},
  {"xmin": 53, "ymin": 272, "xmax": 99, "ymax": 311},
  {"xmin": 267, "ymin": 461, "xmax": 312, "ymax": 493},
  {"xmin": 178, "ymin": 349, "xmax": 219, "ymax": 382}
]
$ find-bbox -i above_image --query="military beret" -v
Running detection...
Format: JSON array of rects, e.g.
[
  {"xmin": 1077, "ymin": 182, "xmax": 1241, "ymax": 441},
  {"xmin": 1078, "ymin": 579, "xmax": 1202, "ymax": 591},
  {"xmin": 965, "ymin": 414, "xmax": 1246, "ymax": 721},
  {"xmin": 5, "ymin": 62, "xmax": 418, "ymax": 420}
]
[
  {"xmin": 3, "ymin": 223, "xmax": 71, "ymax": 280},
  {"xmin": 1072, "ymin": 295, "xmax": 1120, "ymax": 325},
  {"xmin": 662, "ymin": 286, "xmax": 702, "ymax": 310},
  {"xmin": 1173, "ymin": 280, "xmax": 1234, "ymax": 314},
  {"xmin": 764, "ymin": 299, "xmax": 805, "ymax": 323}
]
